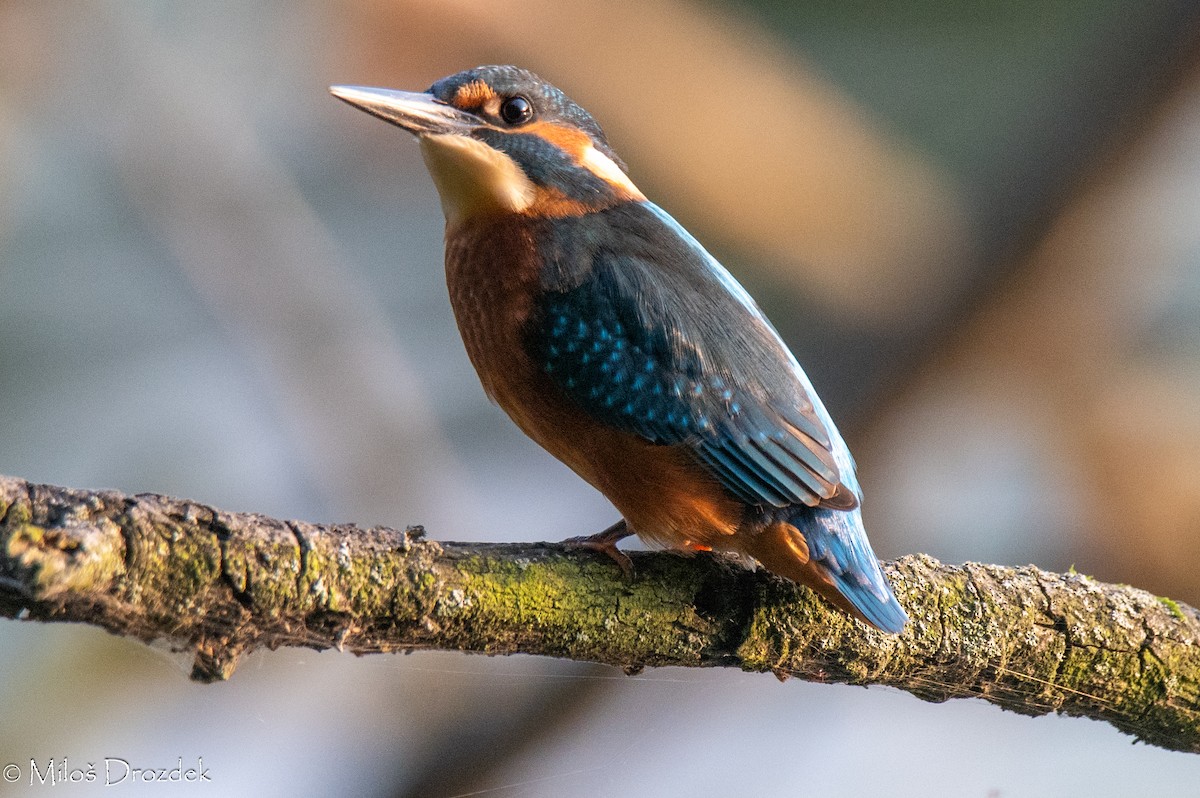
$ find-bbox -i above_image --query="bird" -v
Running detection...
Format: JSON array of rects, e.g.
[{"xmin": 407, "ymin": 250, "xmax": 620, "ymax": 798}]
[{"xmin": 330, "ymin": 65, "xmax": 907, "ymax": 632}]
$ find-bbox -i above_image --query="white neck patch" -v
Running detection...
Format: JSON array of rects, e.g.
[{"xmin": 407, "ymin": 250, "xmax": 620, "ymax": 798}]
[
  {"xmin": 419, "ymin": 134, "xmax": 535, "ymax": 225},
  {"xmin": 581, "ymin": 144, "xmax": 644, "ymax": 199}
]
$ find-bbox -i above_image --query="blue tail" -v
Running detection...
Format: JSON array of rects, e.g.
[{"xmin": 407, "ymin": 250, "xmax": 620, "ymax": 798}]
[
  {"xmin": 800, "ymin": 507, "xmax": 908, "ymax": 633},
  {"xmin": 742, "ymin": 506, "xmax": 907, "ymax": 632}
]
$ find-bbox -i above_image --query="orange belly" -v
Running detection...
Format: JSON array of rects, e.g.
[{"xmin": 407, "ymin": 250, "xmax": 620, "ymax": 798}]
[
  {"xmin": 444, "ymin": 214, "xmax": 741, "ymax": 548},
  {"xmin": 501, "ymin": 381, "xmax": 742, "ymax": 549}
]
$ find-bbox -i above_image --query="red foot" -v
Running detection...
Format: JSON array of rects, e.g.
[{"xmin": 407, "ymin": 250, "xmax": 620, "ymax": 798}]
[{"xmin": 563, "ymin": 519, "xmax": 635, "ymax": 577}]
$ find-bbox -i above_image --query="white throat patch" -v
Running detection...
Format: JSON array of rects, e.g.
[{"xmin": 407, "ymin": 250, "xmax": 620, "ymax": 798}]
[{"xmin": 419, "ymin": 134, "xmax": 535, "ymax": 225}]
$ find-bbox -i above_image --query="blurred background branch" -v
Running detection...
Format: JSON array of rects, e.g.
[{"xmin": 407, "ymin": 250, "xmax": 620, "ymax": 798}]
[{"xmin": 3, "ymin": 474, "xmax": 1198, "ymax": 755}]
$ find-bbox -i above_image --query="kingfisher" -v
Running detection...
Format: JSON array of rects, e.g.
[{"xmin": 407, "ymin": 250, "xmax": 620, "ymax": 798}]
[{"xmin": 330, "ymin": 66, "xmax": 907, "ymax": 632}]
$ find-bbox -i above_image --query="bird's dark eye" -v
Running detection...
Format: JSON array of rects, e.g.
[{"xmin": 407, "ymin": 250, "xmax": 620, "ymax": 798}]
[{"xmin": 500, "ymin": 96, "xmax": 533, "ymax": 125}]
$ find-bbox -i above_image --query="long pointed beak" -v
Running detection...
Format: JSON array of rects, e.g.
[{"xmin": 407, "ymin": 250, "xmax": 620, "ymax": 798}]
[{"xmin": 329, "ymin": 85, "xmax": 481, "ymax": 136}]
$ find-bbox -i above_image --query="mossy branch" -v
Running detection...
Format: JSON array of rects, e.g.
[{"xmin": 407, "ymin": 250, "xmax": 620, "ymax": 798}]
[{"xmin": 1, "ymin": 475, "xmax": 1197, "ymax": 753}]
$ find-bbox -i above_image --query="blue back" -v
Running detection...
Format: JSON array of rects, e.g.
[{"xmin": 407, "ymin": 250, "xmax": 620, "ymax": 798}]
[{"xmin": 526, "ymin": 201, "xmax": 848, "ymax": 509}]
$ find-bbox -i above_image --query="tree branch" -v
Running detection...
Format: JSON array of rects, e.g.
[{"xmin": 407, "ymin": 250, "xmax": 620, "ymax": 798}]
[{"xmin": 1, "ymin": 475, "xmax": 1197, "ymax": 753}]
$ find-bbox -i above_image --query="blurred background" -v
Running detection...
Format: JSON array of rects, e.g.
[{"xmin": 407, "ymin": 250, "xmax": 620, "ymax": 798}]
[{"xmin": 3, "ymin": 0, "xmax": 1200, "ymax": 794}]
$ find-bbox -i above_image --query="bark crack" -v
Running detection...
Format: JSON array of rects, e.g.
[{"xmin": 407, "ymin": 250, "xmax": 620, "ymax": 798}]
[
  {"xmin": 210, "ymin": 512, "xmax": 253, "ymax": 610},
  {"xmin": 1035, "ymin": 574, "xmax": 1071, "ymax": 689},
  {"xmin": 285, "ymin": 520, "xmax": 310, "ymax": 599}
]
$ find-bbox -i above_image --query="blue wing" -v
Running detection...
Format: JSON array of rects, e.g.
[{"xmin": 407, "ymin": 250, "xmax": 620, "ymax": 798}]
[{"xmin": 528, "ymin": 201, "xmax": 857, "ymax": 510}]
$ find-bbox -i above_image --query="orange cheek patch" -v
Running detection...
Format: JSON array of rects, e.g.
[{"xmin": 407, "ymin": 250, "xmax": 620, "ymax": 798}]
[
  {"xmin": 523, "ymin": 121, "xmax": 593, "ymax": 159},
  {"xmin": 452, "ymin": 80, "xmax": 496, "ymax": 109},
  {"xmin": 518, "ymin": 122, "xmax": 646, "ymax": 210}
]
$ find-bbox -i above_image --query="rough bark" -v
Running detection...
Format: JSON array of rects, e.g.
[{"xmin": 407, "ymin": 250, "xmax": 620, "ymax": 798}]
[{"xmin": 1, "ymin": 474, "xmax": 1197, "ymax": 753}]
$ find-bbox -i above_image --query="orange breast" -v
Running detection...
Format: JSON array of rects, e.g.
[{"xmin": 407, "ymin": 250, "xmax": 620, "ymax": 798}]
[{"xmin": 444, "ymin": 214, "xmax": 741, "ymax": 548}]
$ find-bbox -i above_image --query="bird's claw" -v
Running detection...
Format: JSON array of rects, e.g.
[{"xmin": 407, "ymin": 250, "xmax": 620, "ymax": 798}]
[{"xmin": 563, "ymin": 520, "xmax": 635, "ymax": 578}]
